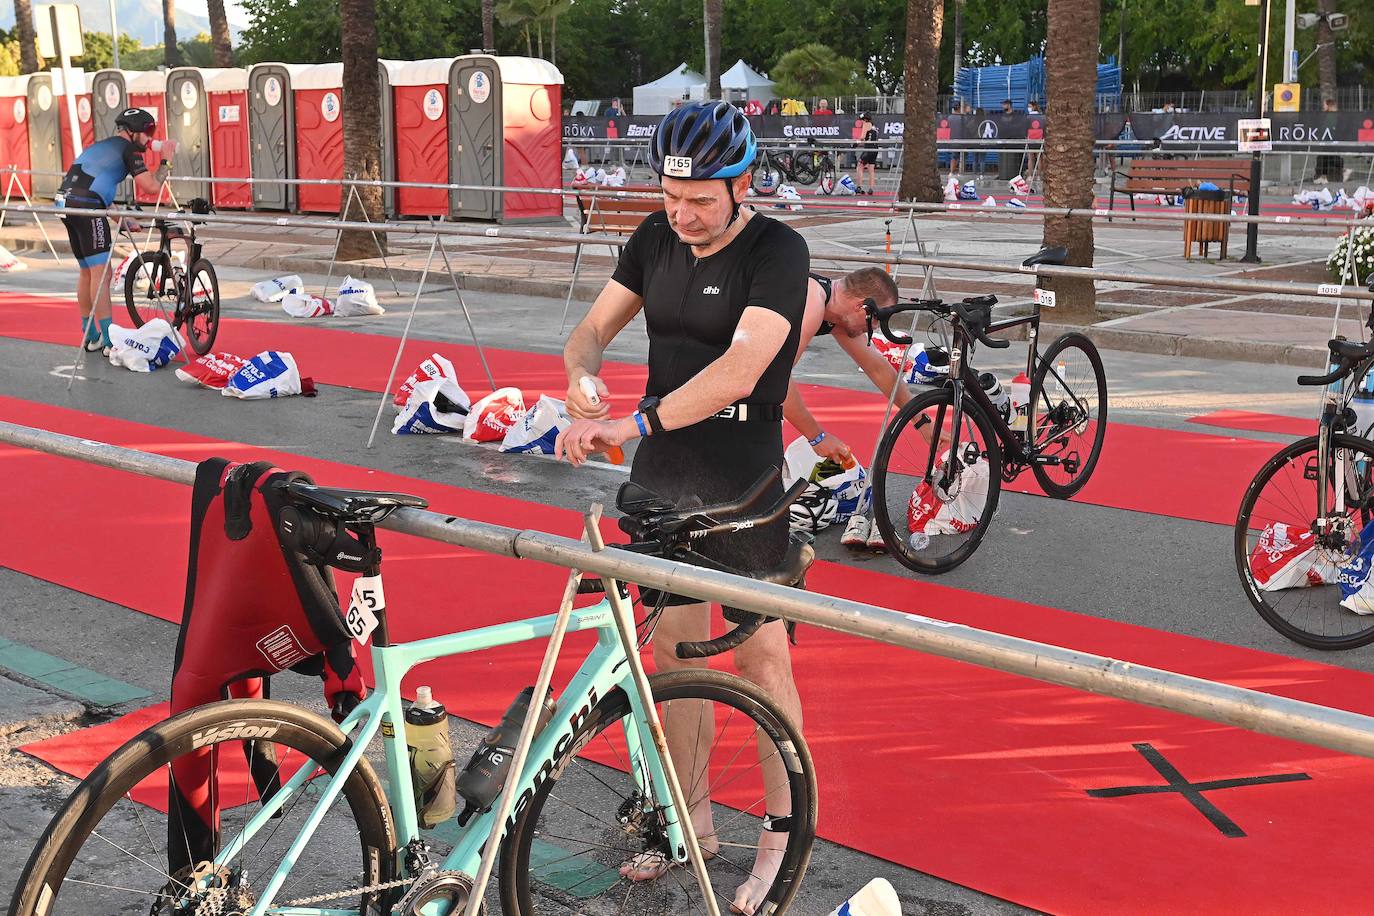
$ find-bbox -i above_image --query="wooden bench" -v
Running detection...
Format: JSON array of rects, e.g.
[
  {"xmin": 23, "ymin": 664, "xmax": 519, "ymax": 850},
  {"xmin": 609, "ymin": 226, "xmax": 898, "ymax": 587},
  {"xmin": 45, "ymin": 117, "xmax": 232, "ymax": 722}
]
[
  {"xmin": 1108, "ymin": 158, "xmax": 1251, "ymax": 214},
  {"xmin": 572, "ymin": 185, "xmax": 661, "ymax": 236}
]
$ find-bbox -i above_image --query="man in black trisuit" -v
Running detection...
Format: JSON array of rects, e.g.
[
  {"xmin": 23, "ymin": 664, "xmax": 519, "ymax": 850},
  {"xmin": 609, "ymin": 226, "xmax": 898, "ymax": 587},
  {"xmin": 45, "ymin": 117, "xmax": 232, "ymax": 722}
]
[{"xmin": 556, "ymin": 100, "xmax": 809, "ymax": 913}]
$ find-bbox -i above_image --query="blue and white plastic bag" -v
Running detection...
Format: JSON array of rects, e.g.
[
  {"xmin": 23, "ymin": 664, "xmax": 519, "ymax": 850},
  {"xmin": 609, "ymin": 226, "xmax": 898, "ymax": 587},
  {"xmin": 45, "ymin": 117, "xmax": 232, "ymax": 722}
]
[
  {"xmin": 499, "ymin": 395, "xmax": 570, "ymax": 455},
  {"xmin": 222, "ymin": 351, "xmax": 305, "ymax": 399},
  {"xmin": 335, "ymin": 276, "xmax": 384, "ymax": 317},
  {"xmin": 251, "ymin": 275, "xmax": 304, "ymax": 303},
  {"xmin": 107, "ymin": 319, "xmax": 183, "ymax": 372},
  {"xmin": 393, "ymin": 377, "xmax": 471, "ymax": 435},
  {"xmin": 1338, "ymin": 518, "xmax": 1374, "ymax": 613}
]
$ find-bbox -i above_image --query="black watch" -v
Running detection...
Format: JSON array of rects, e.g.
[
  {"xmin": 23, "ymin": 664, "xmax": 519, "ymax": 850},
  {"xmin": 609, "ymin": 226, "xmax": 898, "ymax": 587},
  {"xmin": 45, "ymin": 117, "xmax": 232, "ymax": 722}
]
[{"xmin": 637, "ymin": 396, "xmax": 666, "ymax": 435}]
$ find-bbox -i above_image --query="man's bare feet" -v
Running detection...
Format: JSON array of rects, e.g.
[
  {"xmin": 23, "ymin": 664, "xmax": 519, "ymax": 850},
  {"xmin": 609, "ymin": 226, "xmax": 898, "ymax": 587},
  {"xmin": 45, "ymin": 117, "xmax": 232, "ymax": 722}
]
[
  {"xmin": 618, "ymin": 813, "xmax": 719, "ymax": 882},
  {"xmin": 729, "ymin": 825, "xmax": 789, "ymax": 915}
]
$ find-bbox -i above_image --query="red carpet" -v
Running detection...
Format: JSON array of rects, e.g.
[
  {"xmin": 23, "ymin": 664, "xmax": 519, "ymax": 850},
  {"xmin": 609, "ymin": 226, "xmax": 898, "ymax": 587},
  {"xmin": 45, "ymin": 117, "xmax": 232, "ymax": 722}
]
[
  {"xmin": 0, "ymin": 292, "xmax": 1277, "ymax": 526},
  {"xmin": 10, "ymin": 395, "xmax": 1374, "ymax": 913},
  {"xmin": 1189, "ymin": 409, "xmax": 1312, "ymax": 438}
]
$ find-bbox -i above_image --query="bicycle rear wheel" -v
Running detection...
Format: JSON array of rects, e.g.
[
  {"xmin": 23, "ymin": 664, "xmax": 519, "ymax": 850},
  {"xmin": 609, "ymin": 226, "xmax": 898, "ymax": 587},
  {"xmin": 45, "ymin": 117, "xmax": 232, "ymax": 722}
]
[
  {"xmin": 10, "ymin": 699, "xmax": 395, "ymax": 915},
  {"xmin": 751, "ymin": 155, "xmax": 782, "ymax": 196},
  {"xmin": 791, "ymin": 153, "xmax": 818, "ymax": 186},
  {"xmin": 1029, "ymin": 331, "xmax": 1108, "ymax": 498},
  {"xmin": 124, "ymin": 250, "xmax": 175, "ymax": 328},
  {"xmin": 1235, "ymin": 433, "xmax": 1374, "ymax": 650},
  {"xmin": 871, "ymin": 386, "xmax": 1003, "ymax": 573},
  {"xmin": 184, "ymin": 258, "xmax": 221, "ymax": 355},
  {"xmin": 499, "ymin": 669, "xmax": 816, "ymax": 915}
]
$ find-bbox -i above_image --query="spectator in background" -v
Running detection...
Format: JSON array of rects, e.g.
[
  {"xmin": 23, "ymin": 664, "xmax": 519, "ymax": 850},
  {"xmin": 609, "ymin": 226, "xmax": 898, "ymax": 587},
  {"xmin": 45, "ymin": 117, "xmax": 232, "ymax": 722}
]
[
  {"xmin": 1001, "ymin": 99, "xmax": 1014, "ymax": 114},
  {"xmin": 765, "ymin": 99, "xmax": 782, "ymax": 116},
  {"xmin": 970, "ymin": 105, "xmax": 986, "ymax": 176},
  {"xmin": 815, "ymin": 98, "xmax": 833, "ymax": 114},
  {"xmin": 606, "ymin": 97, "xmax": 624, "ymax": 118},
  {"xmin": 1323, "ymin": 98, "xmax": 1338, "ymax": 112},
  {"xmin": 1161, "ymin": 101, "xmax": 1176, "ymax": 114},
  {"xmin": 855, "ymin": 112, "xmax": 879, "ymax": 195}
]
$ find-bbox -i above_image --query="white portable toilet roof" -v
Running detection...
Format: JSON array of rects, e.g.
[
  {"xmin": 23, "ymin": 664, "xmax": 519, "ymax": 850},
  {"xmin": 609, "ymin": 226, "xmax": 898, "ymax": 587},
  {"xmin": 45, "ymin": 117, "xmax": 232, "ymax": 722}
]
[
  {"xmin": 248, "ymin": 62, "xmax": 314, "ymax": 84},
  {"xmin": 720, "ymin": 59, "xmax": 774, "ymax": 93},
  {"xmin": 383, "ymin": 58, "xmax": 457, "ymax": 87},
  {"xmin": 194, "ymin": 68, "xmax": 249, "ymax": 92},
  {"xmin": 0, "ymin": 75, "xmax": 33, "ymax": 96},
  {"xmin": 294, "ymin": 63, "xmax": 344, "ymax": 90},
  {"xmin": 493, "ymin": 57, "xmax": 564, "ymax": 86},
  {"xmin": 127, "ymin": 70, "xmax": 169, "ymax": 93}
]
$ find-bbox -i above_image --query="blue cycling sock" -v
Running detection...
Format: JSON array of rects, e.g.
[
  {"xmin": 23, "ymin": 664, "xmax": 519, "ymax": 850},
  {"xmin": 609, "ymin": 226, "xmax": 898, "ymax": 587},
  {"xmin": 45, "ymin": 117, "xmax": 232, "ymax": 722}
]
[
  {"xmin": 98, "ymin": 317, "xmax": 113, "ymax": 348},
  {"xmin": 80, "ymin": 315, "xmax": 100, "ymax": 343}
]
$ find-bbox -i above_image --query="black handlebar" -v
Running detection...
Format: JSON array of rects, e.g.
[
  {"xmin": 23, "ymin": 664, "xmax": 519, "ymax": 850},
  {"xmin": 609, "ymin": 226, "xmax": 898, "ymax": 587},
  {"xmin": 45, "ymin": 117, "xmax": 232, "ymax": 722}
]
[
  {"xmin": 1297, "ymin": 364, "xmax": 1350, "ymax": 386},
  {"xmin": 865, "ymin": 298, "xmax": 1009, "ymax": 350},
  {"xmin": 675, "ymin": 614, "xmax": 767, "ymax": 659},
  {"xmin": 951, "ymin": 300, "xmax": 1010, "ymax": 349}
]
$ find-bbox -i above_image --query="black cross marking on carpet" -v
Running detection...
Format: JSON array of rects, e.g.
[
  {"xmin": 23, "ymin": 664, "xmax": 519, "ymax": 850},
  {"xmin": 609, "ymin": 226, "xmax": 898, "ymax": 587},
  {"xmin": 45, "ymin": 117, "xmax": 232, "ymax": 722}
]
[{"xmin": 1085, "ymin": 743, "xmax": 1311, "ymax": 838}]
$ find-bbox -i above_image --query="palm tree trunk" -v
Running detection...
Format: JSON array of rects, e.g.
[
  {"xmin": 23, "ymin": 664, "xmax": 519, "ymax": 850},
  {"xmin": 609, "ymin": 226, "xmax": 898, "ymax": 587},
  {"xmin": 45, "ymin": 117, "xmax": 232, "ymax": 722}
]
[
  {"xmin": 162, "ymin": 0, "xmax": 182, "ymax": 67},
  {"xmin": 550, "ymin": 14, "xmax": 557, "ymax": 66},
  {"xmin": 207, "ymin": 0, "xmax": 236, "ymax": 67},
  {"xmin": 1041, "ymin": 0, "xmax": 1100, "ymax": 319},
  {"xmin": 896, "ymin": 0, "xmax": 943, "ymax": 202},
  {"xmin": 481, "ymin": 0, "xmax": 495, "ymax": 50},
  {"xmin": 14, "ymin": 0, "xmax": 39, "ymax": 72},
  {"xmin": 704, "ymin": 0, "xmax": 723, "ymax": 99},
  {"xmin": 952, "ymin": 0, "xmax": 964, "ymax": 77},
  {"xmin": 524, "ymin": 24, "xmax": 531, "ymax": 57},
  {"xmin": 338, "ymin": 0, "xmax": 386, "ymax": 260},
  {"xmin": 1316, "ymin": 0, "xmax": 1338, "ymax": 109}
]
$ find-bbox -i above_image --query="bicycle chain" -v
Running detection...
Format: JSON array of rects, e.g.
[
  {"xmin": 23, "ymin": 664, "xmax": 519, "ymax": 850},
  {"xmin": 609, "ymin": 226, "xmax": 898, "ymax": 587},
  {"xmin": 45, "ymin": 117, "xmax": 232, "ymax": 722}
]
[{"xmin": 280, "ymin": 874, "xmax": 416, "ymax": 907}]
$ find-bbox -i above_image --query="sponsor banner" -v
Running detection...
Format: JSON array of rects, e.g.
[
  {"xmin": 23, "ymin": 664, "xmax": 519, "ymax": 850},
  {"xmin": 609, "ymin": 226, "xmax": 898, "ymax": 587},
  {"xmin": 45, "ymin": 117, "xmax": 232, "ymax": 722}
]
[{"xmin": 565, "ymin": 111, "xmax": 1374, "ymax": 144}]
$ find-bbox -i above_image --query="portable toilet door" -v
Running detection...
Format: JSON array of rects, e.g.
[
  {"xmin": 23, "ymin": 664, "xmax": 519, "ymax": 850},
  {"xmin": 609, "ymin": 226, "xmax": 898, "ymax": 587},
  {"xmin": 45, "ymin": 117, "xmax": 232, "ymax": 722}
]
[
  {"xmin": 201, "ymin": 68, "xmax": 252, "ymax": 209},
  {"xmin": 448, "ymin": 57, "xmax": 501, "ymax": 220},
  {"xmin": 248, "ymin": 63, "xmax": 310, "ymax": 211},
  {"xmin": 26, "ymin": 73, "xmax": 60, "ymax": 198},
  {"xmin": 386, "ymin": 58, "xmax": 453, "ymax": 218},
  {"xmin": 91, "ymin": 69, "xmax": 129, "ymax": 139},
  {"xmin": 491, "ymin": 57, "xmax": 563, "ymax": 222},
  {"xmin": 55, "ymin": 68, "xmax": 95, "ymax": 173},
  {"xmin": 293, "ymin": 63, "xmax": 345, "ymax": 214},
  {"xmin": 127, "ymin": 71, "xmax": 170, "ymax": 204},
  {"xmin": 166, "ymin": 69, "xmax": 213, "ymax": 203},
  {"xmin": 378, "ymin": 60, "xmax": 400, "ymax": 216},
  {"xmin": 0, "ymin": 76, "xmax": 33, "ymax": 198}
]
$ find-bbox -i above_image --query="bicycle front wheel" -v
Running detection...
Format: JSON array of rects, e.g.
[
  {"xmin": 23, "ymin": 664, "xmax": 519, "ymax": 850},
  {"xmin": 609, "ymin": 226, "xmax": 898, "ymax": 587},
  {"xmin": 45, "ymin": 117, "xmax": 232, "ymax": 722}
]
[
  {"xmin": 791, "ymin": 153, "xmax": 818, "ymax": 186},
  {"xmin": 1236, "ymin": 433, "xmax": 1374, "ymax": 650},
  {"xmin": 499, "ymin": 669, "xmax": 816, "ymax": 915},
  {"xmin": 184, "ymin": 258, "xmax": 221, "ymax": 355},
  {"xmin": 872, "ymin": 385, "xmax": 1004, "ymax": 573},
  {"xmin": 10, "ymin": 699, "xmax": 396, "ymax": 916},
  {"xmin": 1029, "ymin": 331, "xmax": 1108, "ymax": 498},
  {"xmin": 124, "ymin": 250, "xmax": 175, "ymax": 328}
]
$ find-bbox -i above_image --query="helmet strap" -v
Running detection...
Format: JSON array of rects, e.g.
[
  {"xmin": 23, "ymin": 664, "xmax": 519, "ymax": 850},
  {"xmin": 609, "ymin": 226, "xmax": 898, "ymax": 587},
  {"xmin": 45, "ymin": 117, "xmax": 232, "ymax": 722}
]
[{"xmin": 725, "ymin": 177, "xmax": 741, "ymax": 227}]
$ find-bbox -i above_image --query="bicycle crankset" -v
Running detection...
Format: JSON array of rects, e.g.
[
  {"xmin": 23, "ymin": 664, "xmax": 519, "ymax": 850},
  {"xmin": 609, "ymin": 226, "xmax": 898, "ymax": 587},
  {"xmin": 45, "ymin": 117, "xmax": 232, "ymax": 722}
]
[{"xmin": 396, "ymin": 870, "xmax": 483, "ymax": 915}]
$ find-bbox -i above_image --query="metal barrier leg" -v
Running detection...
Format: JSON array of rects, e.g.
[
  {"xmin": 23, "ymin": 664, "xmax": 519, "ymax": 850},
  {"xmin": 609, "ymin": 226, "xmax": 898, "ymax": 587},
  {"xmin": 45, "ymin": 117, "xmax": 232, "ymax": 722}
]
[
  {"xmin": 431, "ymin": 218, "xmax": 496, "ymax": 391},
  {"xmin": 558, "ymin": 241, "xmax": 586, "ymax": 334},
  {"xmin": 323, "ymin": 179, "xmax": 359, "ymax": 300},
  {"xmin": 366, "ymin": 232, "xmax": 440, "ymax": 449},
  {"xmin": 5, "ymin": 166, "xmax": 63, "ymax": 263}
]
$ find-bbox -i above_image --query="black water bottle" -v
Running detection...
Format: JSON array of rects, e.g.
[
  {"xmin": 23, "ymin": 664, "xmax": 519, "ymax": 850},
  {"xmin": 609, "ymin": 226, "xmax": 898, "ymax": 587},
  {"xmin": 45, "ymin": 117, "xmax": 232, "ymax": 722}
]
[{"xmin": 456, "ymin": 686, "xmax": 557, "ymax": 823}]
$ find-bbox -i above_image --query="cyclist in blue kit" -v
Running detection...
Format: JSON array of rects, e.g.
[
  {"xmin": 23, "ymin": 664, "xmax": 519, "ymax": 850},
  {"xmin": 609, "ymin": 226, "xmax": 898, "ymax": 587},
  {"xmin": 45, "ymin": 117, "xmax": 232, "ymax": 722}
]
[
  {"xmin": 56, "ymin": 108, "xmax": 177, "ymax": 352},
  {"xmin": 555, "ymin": 100, "xmax": 809, "ymax": 913}
]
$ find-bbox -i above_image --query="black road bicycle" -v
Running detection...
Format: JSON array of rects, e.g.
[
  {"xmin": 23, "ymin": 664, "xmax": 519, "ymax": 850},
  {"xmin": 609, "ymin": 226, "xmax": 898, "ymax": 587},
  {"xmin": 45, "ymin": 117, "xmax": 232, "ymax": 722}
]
[
  {"xmin": 751, "ymin": 146, "xmax": 838, "ymax": 195},
  {"xmin": 867, "ymin": 247, "xmax": 1109, "ymax": 573},
  {"xmin": 1235, "ymin": 272, "xmax": 1374, "ymax": 649},
  {"xmin": 123, "ymin": 197, "xmax": 220, "ymax": 356}
]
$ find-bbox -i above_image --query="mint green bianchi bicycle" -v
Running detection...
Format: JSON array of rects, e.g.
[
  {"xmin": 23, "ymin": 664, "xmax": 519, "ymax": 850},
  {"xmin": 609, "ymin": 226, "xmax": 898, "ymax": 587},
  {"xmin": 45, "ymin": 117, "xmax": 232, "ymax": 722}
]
[{"xmin": 11, "ymin": 475, "xmax": 817, "ymax": 915}]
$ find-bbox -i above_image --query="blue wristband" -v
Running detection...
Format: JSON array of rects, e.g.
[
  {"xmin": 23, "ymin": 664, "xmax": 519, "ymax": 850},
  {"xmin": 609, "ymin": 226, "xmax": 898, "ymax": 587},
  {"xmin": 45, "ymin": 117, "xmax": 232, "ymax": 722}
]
[
  {"xmin": 633, "ymin": 411, "xmax": 649, "ymax": 437},
  {"xmin": 808, "ymin": 431, "xmax": 827, "ymax": 447}
]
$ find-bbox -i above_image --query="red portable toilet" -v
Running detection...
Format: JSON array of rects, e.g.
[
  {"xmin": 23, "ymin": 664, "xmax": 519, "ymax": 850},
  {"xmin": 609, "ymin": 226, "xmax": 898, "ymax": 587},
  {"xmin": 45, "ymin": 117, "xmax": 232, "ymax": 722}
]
[
  {"xmin": 0, "ymin": 76, "xmax": 33, "ymax": 198},
  {"xmin": 54, "ymin": 69, "xmax": 95, "ymax": 173},
  {"xmin": 202, "ymin": 68, "xmax": 252, "ymax": 209},
  {"xmin": 382, "ymin": 58, "xmax": 454, "ymax": 218},
  {"xmin": 448, "ymin": 56, "xmax": 564, "ymax": 222},
  {"xmin": 92, "ymin": 70, "xmax": 169, "ymax": 204},
  {"xmin": 292, "ymin": 63, "xmax": 345, "ymax": 213},
  {"xmin": 248, "ymin": 63, "xmax": 312, "ymax": 211}
]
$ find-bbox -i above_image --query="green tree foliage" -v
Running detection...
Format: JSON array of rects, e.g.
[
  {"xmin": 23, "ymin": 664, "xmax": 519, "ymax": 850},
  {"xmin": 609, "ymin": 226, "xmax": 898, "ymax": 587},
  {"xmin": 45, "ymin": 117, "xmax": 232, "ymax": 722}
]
[
  {"xmin": 71, "ymin": 31, "xmax": 144, "ymax": 71},
  {"xmin": 771, "ymin": 43, "xmax": 877, "ymax": 99},
  {"xmin": 0, "ymin": 29, "xmax": 21, "ymax": 76}
]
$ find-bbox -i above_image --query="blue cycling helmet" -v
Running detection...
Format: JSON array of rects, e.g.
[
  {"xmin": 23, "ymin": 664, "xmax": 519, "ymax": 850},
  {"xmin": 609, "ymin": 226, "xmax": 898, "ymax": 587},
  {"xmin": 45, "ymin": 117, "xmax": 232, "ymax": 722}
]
[{"xmin": 650, "ymin": 101, "xmax": 756, "ymax": 180}]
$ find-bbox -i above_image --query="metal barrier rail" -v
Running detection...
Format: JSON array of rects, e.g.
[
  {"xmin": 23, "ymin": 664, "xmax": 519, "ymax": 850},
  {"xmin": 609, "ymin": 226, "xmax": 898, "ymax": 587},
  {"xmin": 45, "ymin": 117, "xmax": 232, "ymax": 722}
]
[
  {"xmin": 3, "ymin": 171, "xmax": 1364, "ymax": 231},
  {"xmin": 7, "ymin": 201, "xmax": 1370, "ymax": 303},
  {"xmin": 8, "ymin": 418, "xmax": 1374, "ymax": 761}
]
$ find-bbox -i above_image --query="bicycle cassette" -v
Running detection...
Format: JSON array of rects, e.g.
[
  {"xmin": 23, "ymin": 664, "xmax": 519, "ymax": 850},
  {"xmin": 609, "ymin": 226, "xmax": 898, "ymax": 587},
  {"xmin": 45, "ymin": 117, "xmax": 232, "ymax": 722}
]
[{"xmin": 396, "ymin": 870, "xmax": 484, "ymax": 916}]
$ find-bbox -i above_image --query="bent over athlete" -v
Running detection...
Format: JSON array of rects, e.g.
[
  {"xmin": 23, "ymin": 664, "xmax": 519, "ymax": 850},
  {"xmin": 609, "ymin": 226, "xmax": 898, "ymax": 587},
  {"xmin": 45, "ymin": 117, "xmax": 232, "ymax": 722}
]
[
  {"xmin": 554, "ymin": 101, "xmax": 809, "ymax": 914},
  {"xmin": 57, "ymin": 108, "xmax": 177, "ymax": 352}
]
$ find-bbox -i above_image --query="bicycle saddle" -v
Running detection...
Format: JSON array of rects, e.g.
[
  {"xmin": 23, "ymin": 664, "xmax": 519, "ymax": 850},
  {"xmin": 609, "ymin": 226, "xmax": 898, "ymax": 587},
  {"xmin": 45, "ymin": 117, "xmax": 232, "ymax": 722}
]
[
  {"xmin": 961, "ymin": 294, "xmax": 998, "ymax": 309},
  {"xmin": 1022, "ymin": 246, "xmax": 1068, "ymax": 267},
  {"xmin": 285, "ymin": 481, "xmax": 428, "ymax": 523}
]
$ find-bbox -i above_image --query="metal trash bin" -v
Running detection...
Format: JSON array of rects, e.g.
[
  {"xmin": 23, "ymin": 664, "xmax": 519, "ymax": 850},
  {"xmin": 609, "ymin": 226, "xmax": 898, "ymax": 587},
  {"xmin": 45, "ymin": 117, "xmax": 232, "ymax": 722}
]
[{"xmin": 1183, "ymin": 188, "xmax": 1231, "ymax": 260}]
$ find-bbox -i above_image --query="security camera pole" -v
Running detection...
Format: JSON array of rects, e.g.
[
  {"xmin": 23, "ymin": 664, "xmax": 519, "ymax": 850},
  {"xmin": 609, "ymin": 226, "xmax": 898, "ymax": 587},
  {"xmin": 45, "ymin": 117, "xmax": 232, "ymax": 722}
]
[{"xmin": 1241, "ymin": 0, "xmax": 1271, "ymax": 263}]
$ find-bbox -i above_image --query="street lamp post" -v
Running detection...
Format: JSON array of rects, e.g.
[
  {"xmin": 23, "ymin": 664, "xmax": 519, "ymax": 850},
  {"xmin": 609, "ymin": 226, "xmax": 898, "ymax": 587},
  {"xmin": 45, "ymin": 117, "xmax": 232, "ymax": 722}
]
[{"xmin": 1241, "ymin": 0, "xmax": 1272, "ymax": 263}]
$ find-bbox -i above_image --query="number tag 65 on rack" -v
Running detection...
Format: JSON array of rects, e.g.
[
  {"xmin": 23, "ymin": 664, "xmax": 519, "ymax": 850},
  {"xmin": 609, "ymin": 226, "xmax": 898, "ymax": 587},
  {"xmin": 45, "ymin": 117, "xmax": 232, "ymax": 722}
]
[{"xmin": 346, "ymin": 576, "xmax": 384, "ymax": 645}]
